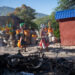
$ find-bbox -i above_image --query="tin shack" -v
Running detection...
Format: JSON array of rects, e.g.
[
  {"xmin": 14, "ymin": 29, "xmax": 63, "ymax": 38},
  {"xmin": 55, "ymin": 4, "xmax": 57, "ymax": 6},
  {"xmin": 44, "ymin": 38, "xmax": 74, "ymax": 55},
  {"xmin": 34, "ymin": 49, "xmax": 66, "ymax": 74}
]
[{"xmin": 55, "ymin": 9, "xmax": 75, "ymax": 46}]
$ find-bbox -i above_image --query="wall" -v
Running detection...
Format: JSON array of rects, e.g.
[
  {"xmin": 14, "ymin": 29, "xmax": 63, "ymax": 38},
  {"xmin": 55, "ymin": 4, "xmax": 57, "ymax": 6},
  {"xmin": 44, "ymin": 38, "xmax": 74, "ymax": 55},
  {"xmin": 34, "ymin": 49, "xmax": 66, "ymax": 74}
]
[{"xmin": 59, "ymin": 19, "xmax": 75, "ymax": 46}]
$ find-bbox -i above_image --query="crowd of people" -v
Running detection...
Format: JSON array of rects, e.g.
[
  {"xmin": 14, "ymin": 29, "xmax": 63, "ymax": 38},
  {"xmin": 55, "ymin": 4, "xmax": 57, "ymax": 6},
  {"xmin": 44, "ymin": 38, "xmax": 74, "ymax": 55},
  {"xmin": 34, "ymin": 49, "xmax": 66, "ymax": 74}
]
[
  {"xmin": 0, "ymin": 23, "xmax": 38, "ymax": 51},
  {"xmin": 16, "ymin": 23, "xmax": 37, "ymax": 52},
  {"xmin": 0, "ymin": 22, "xmax": 56, "ymax": 52}
]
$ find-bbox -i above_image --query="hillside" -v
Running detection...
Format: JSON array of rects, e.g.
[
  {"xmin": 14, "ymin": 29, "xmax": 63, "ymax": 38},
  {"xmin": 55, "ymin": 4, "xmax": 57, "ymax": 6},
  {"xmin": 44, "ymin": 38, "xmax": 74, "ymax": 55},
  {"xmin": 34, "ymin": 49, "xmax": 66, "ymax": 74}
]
[
  {"xmin": 0, "ymin": 6, "xmax": 15, "ymax": 16},
  {"xmin": 33, "ymin": 16, "xmax": 50, "ymax": 27},
  {"xmin": 35, "ymin": 13, "xmax": 48, "ymax": 19},
  {"xmin": 0, "ymin": 6, "xmax": 48, "ymax": 19}
]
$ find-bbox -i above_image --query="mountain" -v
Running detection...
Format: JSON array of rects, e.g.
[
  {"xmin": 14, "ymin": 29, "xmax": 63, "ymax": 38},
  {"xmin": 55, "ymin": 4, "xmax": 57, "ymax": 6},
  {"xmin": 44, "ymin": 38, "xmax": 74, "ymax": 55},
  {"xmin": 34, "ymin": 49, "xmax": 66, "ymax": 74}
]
[
  {"xmin": 0, "ymin": 6, "xmax": 15, "ymax": 16},
  {"xmin": 0, "ymin": 6, "xmax": 48, "ymax": 18},
  {"xmin": 35, "ymin": 13, "xmax": 48, "ymax": 19}
]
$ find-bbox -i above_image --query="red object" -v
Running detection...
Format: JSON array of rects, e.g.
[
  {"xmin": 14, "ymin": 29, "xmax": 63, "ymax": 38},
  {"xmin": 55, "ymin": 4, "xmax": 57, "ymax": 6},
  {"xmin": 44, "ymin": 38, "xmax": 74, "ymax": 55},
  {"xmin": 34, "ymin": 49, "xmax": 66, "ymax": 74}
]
[
  {"xmin": 39, "ymin": 39, "xmax": 49, "ymax": 47},
  {"xmin": 58, "ymin": 18, "xmax": 75, "ymax": 46},
  {"xmin": 39, "ymin": 40, "xmax": 42, "ymax": 47}
]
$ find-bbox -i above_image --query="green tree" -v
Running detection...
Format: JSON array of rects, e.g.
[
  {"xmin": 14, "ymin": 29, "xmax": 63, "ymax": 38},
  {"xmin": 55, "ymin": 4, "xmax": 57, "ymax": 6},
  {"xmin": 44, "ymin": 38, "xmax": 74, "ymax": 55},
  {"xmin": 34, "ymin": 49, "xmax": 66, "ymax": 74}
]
[
  {"xmin": 8, "ymin": 4, "xmax": 37, "ymax": 29},
  {"xmin": 50, "ymin": 12, "xmax": 60, "ymax": 38},
  {"xmin": 56, "ymin": 0, "xmax": 75, "ymax": 11},
  {"xmin": 14, "ymin": 4, "xmax": 35, "ymax": 22}
]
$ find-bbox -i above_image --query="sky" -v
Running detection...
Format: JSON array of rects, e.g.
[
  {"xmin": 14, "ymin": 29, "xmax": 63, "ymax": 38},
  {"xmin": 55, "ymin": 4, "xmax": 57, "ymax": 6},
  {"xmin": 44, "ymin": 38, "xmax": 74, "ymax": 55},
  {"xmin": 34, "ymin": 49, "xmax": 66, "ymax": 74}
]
[{"xmin": 0, "ymin": 0, "xmax": 58, "ymax": 15}]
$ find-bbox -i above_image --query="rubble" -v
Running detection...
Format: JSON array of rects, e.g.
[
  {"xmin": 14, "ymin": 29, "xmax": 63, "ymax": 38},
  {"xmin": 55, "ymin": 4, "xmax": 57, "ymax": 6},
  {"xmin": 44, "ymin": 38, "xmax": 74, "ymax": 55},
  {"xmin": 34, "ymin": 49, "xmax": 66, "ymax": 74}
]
[{"xmin": 0, "ymin": 51, "xmax": 75, "ymax": 75}]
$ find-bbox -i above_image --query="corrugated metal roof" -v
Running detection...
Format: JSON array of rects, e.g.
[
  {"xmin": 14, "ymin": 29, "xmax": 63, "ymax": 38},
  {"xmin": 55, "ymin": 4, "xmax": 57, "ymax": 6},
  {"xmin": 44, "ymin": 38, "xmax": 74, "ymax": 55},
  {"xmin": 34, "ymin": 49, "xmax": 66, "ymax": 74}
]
[{"xmin": 55, "ymin": 9, "xmax": 75, "ymax": 20}]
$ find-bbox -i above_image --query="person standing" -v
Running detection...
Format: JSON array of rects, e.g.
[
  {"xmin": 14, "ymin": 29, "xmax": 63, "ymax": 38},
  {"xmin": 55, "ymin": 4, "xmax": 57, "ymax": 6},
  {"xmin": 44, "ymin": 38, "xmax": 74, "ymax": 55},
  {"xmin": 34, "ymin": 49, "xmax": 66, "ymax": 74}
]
[
  {"xmin": 48, "ymin": 25, "xmax": 53, "ymax": 43},
  {"xmin": 31, "ymin": 30, "xmax": 37, "ymax": 45},
  {"xmin": 16, "ymin": 28, "xmax": 21, "ymax": 40},
  {"xmin": 39, "ymin": 25, "xmax": 49, "ymax": 51},
  {"xmin": 23, "ymin": 25, "xmax": 30, "ymax": 45}
]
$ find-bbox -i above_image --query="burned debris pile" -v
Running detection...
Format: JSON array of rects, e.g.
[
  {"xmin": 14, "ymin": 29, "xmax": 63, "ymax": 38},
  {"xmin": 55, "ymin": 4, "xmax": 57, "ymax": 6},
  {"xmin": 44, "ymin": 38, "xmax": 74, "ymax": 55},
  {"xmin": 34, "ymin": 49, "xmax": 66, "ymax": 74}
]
[{"xmin": 0, "ymin": 51, "xmax": 75, "ymax": 75}]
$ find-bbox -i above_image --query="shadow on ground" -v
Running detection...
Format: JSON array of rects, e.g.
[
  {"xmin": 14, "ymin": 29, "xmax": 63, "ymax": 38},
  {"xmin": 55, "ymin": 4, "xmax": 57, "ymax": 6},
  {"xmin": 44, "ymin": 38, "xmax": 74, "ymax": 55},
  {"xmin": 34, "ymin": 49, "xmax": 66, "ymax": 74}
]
[{"xmin": 48, "ymin": 47, "xmax": 75, "ymax": 54}]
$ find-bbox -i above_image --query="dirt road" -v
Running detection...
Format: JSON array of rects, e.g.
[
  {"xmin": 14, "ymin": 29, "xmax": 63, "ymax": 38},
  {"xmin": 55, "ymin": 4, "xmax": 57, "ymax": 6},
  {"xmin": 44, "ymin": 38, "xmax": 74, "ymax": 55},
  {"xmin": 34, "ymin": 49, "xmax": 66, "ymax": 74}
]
[{"xmin": 0, "ymin": 43, "xmax": 75, "ymax": 60}]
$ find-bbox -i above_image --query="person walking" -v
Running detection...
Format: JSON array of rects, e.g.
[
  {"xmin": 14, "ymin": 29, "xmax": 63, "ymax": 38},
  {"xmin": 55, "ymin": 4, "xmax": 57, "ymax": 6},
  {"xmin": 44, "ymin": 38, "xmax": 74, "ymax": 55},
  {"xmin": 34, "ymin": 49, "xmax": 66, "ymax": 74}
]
[{"xmin": 39, "ymin": 25, "xmax": 49, "ymax": 51}]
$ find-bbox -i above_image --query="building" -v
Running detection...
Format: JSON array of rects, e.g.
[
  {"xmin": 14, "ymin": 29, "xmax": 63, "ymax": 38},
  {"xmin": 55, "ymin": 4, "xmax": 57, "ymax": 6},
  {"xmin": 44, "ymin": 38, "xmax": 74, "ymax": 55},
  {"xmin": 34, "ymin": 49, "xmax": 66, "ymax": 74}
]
[
  {"xmin": 0, "ymin": 16, "xmax": 23, "ymax": 29},
  {"xmin": 55, "ymin": 9, "xmax": 75, "ymax": 46}
]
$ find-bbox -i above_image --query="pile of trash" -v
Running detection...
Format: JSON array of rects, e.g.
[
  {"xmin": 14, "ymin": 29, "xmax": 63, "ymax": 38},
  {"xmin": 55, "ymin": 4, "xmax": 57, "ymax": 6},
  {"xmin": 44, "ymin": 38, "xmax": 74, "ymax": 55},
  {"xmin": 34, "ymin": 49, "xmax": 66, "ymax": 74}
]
[{"xmin": 0, "ymin": 51, "xmax": 75, "ymax": 75}]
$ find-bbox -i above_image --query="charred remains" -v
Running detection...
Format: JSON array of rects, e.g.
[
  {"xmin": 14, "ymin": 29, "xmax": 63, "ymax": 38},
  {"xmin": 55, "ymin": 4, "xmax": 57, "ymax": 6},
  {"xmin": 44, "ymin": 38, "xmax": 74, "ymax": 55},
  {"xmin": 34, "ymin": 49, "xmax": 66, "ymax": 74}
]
[{"xmin": 0, "ymin": 51, "xmax": 75, "ymax": 75}]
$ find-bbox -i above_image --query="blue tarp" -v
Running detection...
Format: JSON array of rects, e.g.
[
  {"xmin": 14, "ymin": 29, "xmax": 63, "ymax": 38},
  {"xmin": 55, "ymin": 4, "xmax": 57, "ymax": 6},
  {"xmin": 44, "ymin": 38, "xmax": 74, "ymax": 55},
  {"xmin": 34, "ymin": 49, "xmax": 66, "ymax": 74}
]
[{"xmin": 55, "ymin": 9, "xmax": 75, "ymax": 20}]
